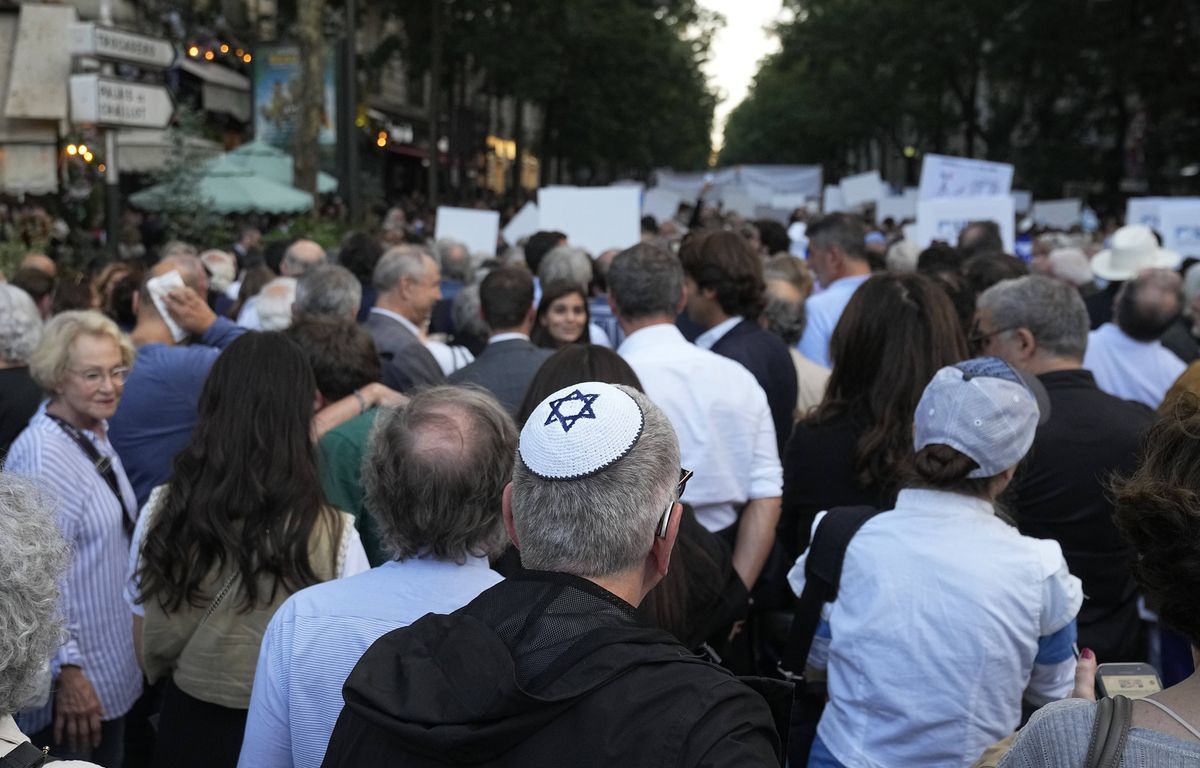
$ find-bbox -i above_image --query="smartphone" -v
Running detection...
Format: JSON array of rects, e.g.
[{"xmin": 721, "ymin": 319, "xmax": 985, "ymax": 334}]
[{"xmin": 1096, "ymin": 662, "xmax": 1163, "ymax": 699}]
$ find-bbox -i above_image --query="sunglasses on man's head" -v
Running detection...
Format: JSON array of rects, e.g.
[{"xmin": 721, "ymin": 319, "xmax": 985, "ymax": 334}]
[{"xmin": 656, "ymin": 468, "xmax": 694, "ymax": 539}]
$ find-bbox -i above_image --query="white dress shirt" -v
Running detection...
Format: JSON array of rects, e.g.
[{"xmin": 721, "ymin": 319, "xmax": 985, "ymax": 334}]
[
  {"xmin": 619, "ymin": 323, "xmax": 781, "ymax": 532},
  {"xmin": 694, "ymin": 315, "xmax": 743, "ymax": 351},
  {"xmin": 797, "ymin": 274, "xmax": 870, "ymax": 367},
  {"xmin": 1083, "ymin": 323, "xmax": 1187, "ymax": 409}
]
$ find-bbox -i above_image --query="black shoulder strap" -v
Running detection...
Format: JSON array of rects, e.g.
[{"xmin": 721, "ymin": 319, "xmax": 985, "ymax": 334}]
[
  {"xmin": 1085, "ymin": 695, "xmax": 1133, "ymax": 768},
  {"xmin": 780, "ymin": 505, "xmax": 882, "ymax": 677},
  {"xmin": 0, "ymin": 742, "xmax": 46, "ymax": 768},
  {"xmin": 44, "ymin": 413, "xmax": 134, "ymax": 535}
]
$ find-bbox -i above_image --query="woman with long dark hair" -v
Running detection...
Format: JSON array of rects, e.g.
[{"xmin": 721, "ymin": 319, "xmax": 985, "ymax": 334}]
[
  {"xmin": 779, "ymin": 273, "xmax": 968, "ymax": 560},
  {"xmin": 530, "ymin": 280, "xmax": 590, "ymax": 349},
  {"xmin": 130, "ymin": 332, "xmax": 368, "ymax": 768}
]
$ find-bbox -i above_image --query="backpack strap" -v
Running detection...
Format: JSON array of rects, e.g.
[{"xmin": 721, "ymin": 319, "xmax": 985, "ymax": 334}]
[
  {"xmin": 779, "ymin": 505, "xmax": 882, "ymax": 678},
  {"xmin": 0, "ymin": 742, "xmax": 46, "ymax": 768},
  {"xmin": 1084, "ymin": 695, "xmax": 1133, "ymax": 768}
]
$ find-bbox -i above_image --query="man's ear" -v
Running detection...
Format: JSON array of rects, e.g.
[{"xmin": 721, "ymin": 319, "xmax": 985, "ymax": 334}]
[
  {"xmin": 502, "ymin": 482, "xmax": 520, "ymax": 550},
  {"xmin": 649, "ymin": 502, "xmax": 681, "ymax": 578}
]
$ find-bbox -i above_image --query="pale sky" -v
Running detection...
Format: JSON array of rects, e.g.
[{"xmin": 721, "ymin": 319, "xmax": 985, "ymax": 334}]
[{"xmin": 698, "ymin": 0, "xmax": 785, "ymax": 151}]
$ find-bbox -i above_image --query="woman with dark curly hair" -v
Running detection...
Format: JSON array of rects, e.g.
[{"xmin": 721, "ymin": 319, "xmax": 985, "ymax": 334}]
[
  {"xmin": 1000, "ymin": 395, "xmax": 1200, "ymax": 766},
  {"xmin": 128, "ymin": 332, "xmax": 369, "ymax": 768}
]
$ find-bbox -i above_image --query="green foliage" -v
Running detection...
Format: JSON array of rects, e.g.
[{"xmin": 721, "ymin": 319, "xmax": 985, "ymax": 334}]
[
  {"xmin": 146, "ymin": 105, "xmax": 234, "ymax": 247},
  {"xmin": 395, "ymin": 0, "xmax": 721, "ymax": 178},
  {"xmin": 722, "ymin": 0, "xmax": 1200, "ymax": 205}
]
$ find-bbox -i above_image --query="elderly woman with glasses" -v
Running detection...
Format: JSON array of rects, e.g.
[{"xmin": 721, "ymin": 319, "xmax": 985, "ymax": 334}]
[{"xmin": 3, "ymin": 310, "xmax": 141, "ymax": 766}]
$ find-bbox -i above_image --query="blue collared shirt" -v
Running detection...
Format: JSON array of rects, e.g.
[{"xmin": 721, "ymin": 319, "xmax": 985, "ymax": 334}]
[
  {"xmin": 109, "ymin": 317, "xmax": 245, "ymax": 509},
  {"xmin": 5, "ymin": 408, "xmax": 143, "ymax": 732},
  {"xmin": 238, "ymin": 557, "xmax": 503, "ymax": 768},
  {"xmin": 797, "ymin": 274, "xmax": 870, "ymax": 368}
]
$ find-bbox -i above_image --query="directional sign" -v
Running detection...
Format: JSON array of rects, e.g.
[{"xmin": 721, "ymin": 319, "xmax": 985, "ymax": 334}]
[
  {"xmin": 68, "ymin": 23, "xmax": 177, "ymax": 69},
  {"xmin": 69, "ymin": 74, "xmax": 174, "ymax": 129}
]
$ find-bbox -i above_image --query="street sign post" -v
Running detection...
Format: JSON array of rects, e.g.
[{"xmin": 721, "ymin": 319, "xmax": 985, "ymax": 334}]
[
  {"xmin": 68, "ymin": 23, "xmax": 177, "ymax": 69},
  {"xmin": 69, "ymin": 74, "xmax": 174, "ymax": 129}
]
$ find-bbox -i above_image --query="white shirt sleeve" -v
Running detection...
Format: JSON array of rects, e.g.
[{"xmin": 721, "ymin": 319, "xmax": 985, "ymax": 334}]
[
  {"xmin": 747, "ymin": 386, "xmax": 783, "ymax": 500},
  {"xmin": 337, "ymin": 515, "xmax": 371, "ymax": 579},
  {"xmin": 127, "ymin": 486, "xmax": 167, "ymax": 619},
  {"xmin": 1034, "ymin": 539, "xmax": 1083, "ymax": 636}
]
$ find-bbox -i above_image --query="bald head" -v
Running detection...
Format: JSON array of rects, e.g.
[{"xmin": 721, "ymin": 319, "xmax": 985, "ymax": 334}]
[
  {"xmin": 138, "ymin": 254, "xmax": 207, "ymax": 319},
  {"xmin": 281, "ymin": 239, "xmax": 327, "ymax": 277},
  {"xmin": 19, "ymin": 253, "xmax": 55, "ymax": 277},
  {"xmin": 1116, "ymin": 269, "xmax": 1183, "ymax": 342}
]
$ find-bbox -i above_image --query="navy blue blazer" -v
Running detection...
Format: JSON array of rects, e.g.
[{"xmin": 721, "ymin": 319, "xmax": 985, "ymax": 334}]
[{"xmin": 710, "ymin": 319, "xmax": 798, "ymax": 456}]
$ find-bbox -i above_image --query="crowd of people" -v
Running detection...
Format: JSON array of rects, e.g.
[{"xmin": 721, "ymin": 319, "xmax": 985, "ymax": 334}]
[{"xmin": 0, "ymin": 192, "xmax": 1199, "ymax": 768}]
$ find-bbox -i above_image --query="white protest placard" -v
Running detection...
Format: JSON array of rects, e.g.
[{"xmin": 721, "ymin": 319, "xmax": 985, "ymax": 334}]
[
  {"xmin": 1159, "ymin": 202, "xmax": 1200, "ymax": 256},
  {"xmin": 435, "ymin": 207, "xmax": 500, "ymax": 257},
  {"xmin": 823, "ymin": 185, "xmax": 846, "ymax": 213},
  {"xmin": 771, "ymin": 193, "xmax": 810, "ymax": 210},
  {"xmin": 1011, "ymin": 190, "xmax": 1033, "ymax": 214},
  {"xmin": 642, "ymin": 188, "xmax": 684, "ymax": 224},
  {"xmin": 1031, "ymin": 198, "xmax": 1082, "ymax": 229},
  {"xmin": 840, "ymin": 171, "xmax": 885, "ymax": 208},
  {"xmin": 916, "ymin": 195, "xmax": 1015, "ymax": 253},
  {"xmin": 1124, "ymin": 197, "xmax": 1200, "ymax": 232},
  {"xmin": 876, "ymin": 195, "xmax": 917, "ymax": 224},
  {"xmin": 918, "ymin": 154, "xmax": 1014, "ymax": 200},
  {"xmin": 719, "ymin": 185, "xmax": 758, "ymax": 218},
  {"xmin": 501, "ymin": 202, "xmax": 539, "ymax": 245},
  {"xmin": 538, "ymin": 186, "xmax": 640, "ymax": 256}
]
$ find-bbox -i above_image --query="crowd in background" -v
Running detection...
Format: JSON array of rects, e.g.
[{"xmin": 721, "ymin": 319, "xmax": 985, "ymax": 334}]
[{"xmin": 0, "ymin": 190, "xmax": 1199, "ymax": 768}]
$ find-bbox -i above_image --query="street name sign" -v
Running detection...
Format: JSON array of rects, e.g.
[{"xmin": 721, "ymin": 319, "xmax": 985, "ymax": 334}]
[
  {"xmin": 69, "ymin": 74, "xmax": 174, "ymax": 129},
  {"xmin": 68, "ymin": 23, "xmax": 177, "ymax": 69}
]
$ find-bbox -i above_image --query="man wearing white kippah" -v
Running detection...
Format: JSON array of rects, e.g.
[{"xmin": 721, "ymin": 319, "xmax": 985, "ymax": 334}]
[{"xmin": 320, "ymin": 382, "xmax": 784, "ymax": 768}]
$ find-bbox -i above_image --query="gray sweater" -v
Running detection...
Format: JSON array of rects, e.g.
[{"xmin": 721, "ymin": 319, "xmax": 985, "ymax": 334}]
[{"xmin": 999, "ymin": 698, "xmax": 1200, "ymax": 767}]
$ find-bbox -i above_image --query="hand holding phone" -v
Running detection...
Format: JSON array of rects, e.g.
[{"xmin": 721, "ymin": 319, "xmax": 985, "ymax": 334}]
[{"xmin": 1096, "ymin": 662, "xmax": 1163, "ymax": 699}]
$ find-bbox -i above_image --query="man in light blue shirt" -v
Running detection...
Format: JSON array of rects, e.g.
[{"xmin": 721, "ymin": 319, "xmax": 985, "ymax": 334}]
[
  {"xmin": 238, "ymin": 385, "xmax": 516, "ymax": 768},
  {"xmin": 797, "ymin": 214, "xmax": 873, "ymax": 368}
]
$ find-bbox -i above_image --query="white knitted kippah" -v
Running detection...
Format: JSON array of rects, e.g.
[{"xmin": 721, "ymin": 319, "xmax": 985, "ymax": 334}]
[{"xmin": 519, "ymin": 382, "xmax": 644, "ymax": 480}]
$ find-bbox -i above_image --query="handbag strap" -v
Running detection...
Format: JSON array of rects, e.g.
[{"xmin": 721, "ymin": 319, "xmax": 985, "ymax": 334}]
[
  {"xmin": 0, "ymin": 742, "xmax": 46, "ymax": 768},
  {"xmin": 45, "ymin": 413, "xmax": 134, "ymax": 535},
  {"xmin": 779, "ymin": 505, "xmax": 882, "ymax": 678},
  {"xmin": 1085, "ymin": 696, "xmax": 1133, "ymax": 768}
]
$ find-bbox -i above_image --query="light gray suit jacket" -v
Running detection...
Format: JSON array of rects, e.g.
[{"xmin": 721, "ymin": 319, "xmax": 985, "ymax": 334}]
[{"xmin": 365, "ymin": 311, "xmax": 445, "ymax": 392}]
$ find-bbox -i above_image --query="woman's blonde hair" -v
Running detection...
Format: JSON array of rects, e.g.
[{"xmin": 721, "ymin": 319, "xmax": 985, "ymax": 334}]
[{"xmin": 28, "ymin": 310, "xmax": 134, "ymax": 392}]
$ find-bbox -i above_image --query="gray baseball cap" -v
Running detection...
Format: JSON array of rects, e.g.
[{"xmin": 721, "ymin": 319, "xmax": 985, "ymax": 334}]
[{"xmin": 914, "ymin": 357, "xmax": 1050, "ymax": 479}]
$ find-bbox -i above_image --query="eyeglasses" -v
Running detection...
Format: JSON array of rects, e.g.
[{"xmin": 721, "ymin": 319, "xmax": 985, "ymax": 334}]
[
  {"xmin": 70, "ymin": 366, "xmax": 131, "ymax": 387},
  {"xmin": 967, "ymin": 323, "xmax": 1018, "ymax": 354},
  {"xmin": 657, "ymin": 468, "xmax": 693, "ymax": 539}
]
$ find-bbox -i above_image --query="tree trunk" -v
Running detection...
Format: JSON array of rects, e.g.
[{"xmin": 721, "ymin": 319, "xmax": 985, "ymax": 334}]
[{"xmin": 294, "ymin": 0, "xmax": 324, "ymax": 195}]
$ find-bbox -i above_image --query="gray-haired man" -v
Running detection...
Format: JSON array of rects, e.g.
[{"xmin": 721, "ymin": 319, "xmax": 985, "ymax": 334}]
[
  {"xmin": 320, "ymin": 382, "xmax": 783, "ymax": 768},
  {"xmin": 975, "ymin": 275, "xmax": 1154, "ymax": 662}
]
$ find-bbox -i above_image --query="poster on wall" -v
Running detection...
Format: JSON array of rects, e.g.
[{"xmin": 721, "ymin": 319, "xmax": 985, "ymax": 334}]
[{"xmin": 253, "ymin": 44, "xmax": 337, "ymax": 148}]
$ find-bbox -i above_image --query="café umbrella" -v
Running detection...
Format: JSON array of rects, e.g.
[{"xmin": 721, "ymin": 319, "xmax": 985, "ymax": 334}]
[
  {"xmin": 228, "ymin": 139, "xmax": 339, "ymax": 194},
  {"xmin": 129, "ymin": 154, "xmax": 315, "ymax": 214}
]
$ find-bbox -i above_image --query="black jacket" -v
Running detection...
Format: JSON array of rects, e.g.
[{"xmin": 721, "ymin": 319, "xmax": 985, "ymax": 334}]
[
  {"xmin": 1009, "ymin": 369, "xmax": 1153, "ymax": 661},
  {"xmin": 711, "ymin": 320, "xmax": 799, "ymax": 455},
  {"xmin": 321, "ymin": 571, "xmax": 784, "ymax": 768}
]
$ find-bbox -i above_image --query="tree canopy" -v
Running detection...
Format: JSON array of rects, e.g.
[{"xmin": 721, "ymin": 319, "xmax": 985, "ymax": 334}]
[{"xmin": 721, "ymin": 0, "xmax": 1200, "ymax": 206}]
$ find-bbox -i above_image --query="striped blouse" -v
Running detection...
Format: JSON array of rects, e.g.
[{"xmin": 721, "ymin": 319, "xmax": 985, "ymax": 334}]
[{"xmin": 4, "ymin": 407, "xmax": 143, "ymax": 732}]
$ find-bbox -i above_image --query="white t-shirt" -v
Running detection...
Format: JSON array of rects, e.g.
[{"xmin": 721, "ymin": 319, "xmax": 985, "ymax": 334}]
[{"xmin": 1083, "ymin": 323, "xmax": 1187, "ymax": 409}]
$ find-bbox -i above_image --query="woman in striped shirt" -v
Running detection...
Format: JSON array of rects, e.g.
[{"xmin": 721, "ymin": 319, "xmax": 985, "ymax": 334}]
[{"xmin": 4, "ymin": 310, "xmax": 141, "ymax": 765}]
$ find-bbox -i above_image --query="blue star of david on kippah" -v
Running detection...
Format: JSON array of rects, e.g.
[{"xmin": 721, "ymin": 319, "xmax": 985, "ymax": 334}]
[{"xmin": 544, "ymin": 389, "xmax": 600, "ymax": 433}]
